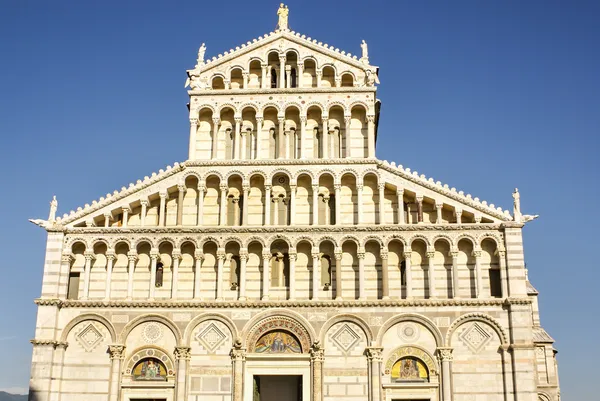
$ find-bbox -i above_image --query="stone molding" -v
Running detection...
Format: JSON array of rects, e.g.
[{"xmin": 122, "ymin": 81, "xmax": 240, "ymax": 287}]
[
  {"xmin": 30, "ymin": 339, "xmax": 68, "ymax": 349},
  {"xmin": 35, "ymin": 297, "xmax": 531, "ymax": 309}
]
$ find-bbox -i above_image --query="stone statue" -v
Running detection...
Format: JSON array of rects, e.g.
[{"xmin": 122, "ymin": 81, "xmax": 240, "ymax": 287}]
[
  {"xmin": 361, "ymin": 40, "xmax": 369, "ymax": 60},
  {"xmin": 512, "ymin": 188, "xmax": 521, "ymax": 222},
  {"xmin": 196, "ymin": 43, "xmax": 206, "ymax": 67},
  {"xmin": 49, "ymin": 196, "xmax": 58, "ymax": 222},
  {"xmin": 277, "ymin": 3, "xmax": 289, "ymax": 30}
]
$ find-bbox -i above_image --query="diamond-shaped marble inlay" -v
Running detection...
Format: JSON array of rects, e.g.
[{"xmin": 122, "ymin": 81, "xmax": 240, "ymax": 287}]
[
  {"xmin": 332, "ymin": 324, "xmax": 360, "ymax": 352},
  {"xmin": 76, "ymin": 323, "xmax": 103, "ymax": 352},
  {"xmin": 196, "ymin": 323, "xmax": 227, "ymax": 352},
  {"xmin": 459, "ymin": 322, "xmax": 492, "ymax": 353}
]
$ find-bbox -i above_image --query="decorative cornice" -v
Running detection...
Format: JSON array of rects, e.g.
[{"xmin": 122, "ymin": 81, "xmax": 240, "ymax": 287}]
[
  {"xmin": 35, "ymin": 297, "xmax": 531, "ymax": 309},
  {"xmin": 30, "ymin": 339, "xmax": 68, "ymax": 348}
]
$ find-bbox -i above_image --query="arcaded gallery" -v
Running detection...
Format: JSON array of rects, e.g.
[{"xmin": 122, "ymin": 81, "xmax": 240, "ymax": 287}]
[{"xmin": 28, "ymin": 5, "xmax": 559, "ymax": 401}]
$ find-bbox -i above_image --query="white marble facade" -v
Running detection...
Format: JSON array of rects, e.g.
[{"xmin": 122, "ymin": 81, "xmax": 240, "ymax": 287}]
[{"xmin": 28, "ymin": 5, "xmax": 559, "ymax": 401}]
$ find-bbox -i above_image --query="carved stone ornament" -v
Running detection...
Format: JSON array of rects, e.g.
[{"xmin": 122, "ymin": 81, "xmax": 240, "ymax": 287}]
[
  {"xmin": 437, "ymin": 347, "xmax": 453, "ymax": 362},
  {"xmin": 174, "ymin": 346, "xmax": 192, "ymax": 360},
  {"xmin": 108, "ymin": 344, "xmax": 125, "ymax": 360}
]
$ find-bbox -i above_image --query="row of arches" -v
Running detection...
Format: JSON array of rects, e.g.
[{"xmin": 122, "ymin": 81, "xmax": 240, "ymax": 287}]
[
  {"xmin": 190, "ymin": 103, "xmax": 371, "ymax": 160},
  {"xmin": 66, "ymin": 236, "xmax": 504, "ymax": 302},
  {"xmin": 209, "ymin": 50, "xmax": 364, "ymax": 90}
]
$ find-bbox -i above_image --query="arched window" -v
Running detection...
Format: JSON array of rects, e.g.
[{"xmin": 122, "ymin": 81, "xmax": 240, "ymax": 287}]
[
  {"xmin": 230, "ymin": 255, "xmax": 240, "ymax": 289},
  {"xmin": 489, "ymin": 267, "xmax": 501, "ymax": 297},
  {"xmin": 290, "ymin": 68, "xmax": 297, "ymax": 88},
  {"xmin": 132, "ymin": 358, "xmax": 168, "ymax": 381},
  {"xmin": 270, "ymin": 253, "xmax": 289, "ymax": 287},
  {"xmin": 320, "ymin": 255, "xmax": 332, "ymax": 287},
  {"xmin": 271, "ymin": 69, "xmax": 278, "ymax": 88},
  {"xmin": 391, "ymin": 357, "xmax": 429, "ymax": 382}
]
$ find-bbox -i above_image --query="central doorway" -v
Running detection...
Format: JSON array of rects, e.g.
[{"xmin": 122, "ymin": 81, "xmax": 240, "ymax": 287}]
[{"xmin": 253, "ymin": 375, "xmax": 302, "ymax": 401}]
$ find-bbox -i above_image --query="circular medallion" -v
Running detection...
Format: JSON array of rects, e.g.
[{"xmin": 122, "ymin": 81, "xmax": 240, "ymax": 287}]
[
  {"xmin": 398, "ymin": 322, "xmax": 420, "ymax": 342},
  {"xmin": 142, "ymin": 323, "xmax": 163, "ymax": 344}
]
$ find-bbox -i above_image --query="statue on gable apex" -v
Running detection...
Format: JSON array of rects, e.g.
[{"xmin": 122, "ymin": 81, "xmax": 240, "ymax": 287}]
[
  {"xmin": 512, "ymin": 188, "xmax": 521, "ymax": 222},
  {"xmin": 196, "ymin": 43, "xmax": 206, "ymax": 68},
  {"xmin": 49, "ymin": 196, "xmax": 58, "ymax": 222},
  {"xmin": 277, "ymin": 3, "xmax": 289, "ymax": 31},
  {"xmin": 360, "ymin": 40, "xmax": 369, "ymax": 63}
]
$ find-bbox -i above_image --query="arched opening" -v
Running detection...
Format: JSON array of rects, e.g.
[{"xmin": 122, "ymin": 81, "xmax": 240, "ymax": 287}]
[
  {"xmin": 230, "ymin": 68, "xmax": 243, "ymax": 89},
  {"xmin": 270, "ymin": 240, "xmax": 290, "ymax": 295},
  {"xmin": 319, "ymin": 240, "xmax": 335, "ymax": 298},
  {"xmin": 306, "ymin": 105, "xmax": 323, "ymax": 159},
  {"xmin": 302, "ymin": 58, "xmax": 317, "ymax": 88},
  {"xmin": 318, "ymin": 173, "xmax": 335, "ymax": 225},
  {"xmin": 248, "ymin": 59, "xmax": 262, "ymax": 89},
  {"xmin": 271, "ymin": 173, "xmax": 291, "ymax": 225},
  {"xmin": 321, "ymin": 66, "xmax": 335, "ymax": 87},
  {"xmin": 267, "ymin": 51, "xmax": 280, "ymax": 88},
  {"xmin": 341, "ymin": 73, "xmax": 354, "ymax": 87},
  {"xmin": 212, "ymin": 76, "xmax": 225, "ymax": 90},
  {"xmin": 391, "ymin": 357, "xmax": 430, "ymax": 382},
  {"xmin": 132, "ymin": 358, "xmax": 168, "ymax": 381}
]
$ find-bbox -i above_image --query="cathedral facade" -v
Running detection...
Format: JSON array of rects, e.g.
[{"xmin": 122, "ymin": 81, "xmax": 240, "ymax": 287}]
[{"xmin": 28, "ymin": 6, "xmax": 559, "ymax": 401}]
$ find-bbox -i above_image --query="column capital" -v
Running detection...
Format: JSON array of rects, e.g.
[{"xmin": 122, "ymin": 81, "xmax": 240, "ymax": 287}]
[
  {"xmin": 365, "ymin": 346, "xmax": 384, "ymax": 362},
  {"xmin": 197, "ymin": 184, "xmax": 206, "ymax": 193},
  {"xmin": 230, "ymin": 346, "xmax": 247, "ymax": 361},
  {"xmin": 219, "ymin": 183, "xmax": 228, "ymax": 192},
  {"xmin": 472, "ymin": 250, "xmax": 482, "ymax": 258},
  {"xmin": 212, "ymin": 117, "xmax": 221, "ymax": 125},
  {"xmin": 265, "ymin": 184, "xmax": 272, "ymax": 191},
  {"xmin": 426, "ymin": 250, "xmax": 436, "ymax": 259},
  {"xmin": 106, "ymin": 249, "xmax": 116, "ymax": 261},
  {"xmin": 278, "ymin": 54, "xmax": 286, "ymax": 61},
  {"xmin": 61, "ymin": 252, "xmax": 74, "ymax": 263},
  {"xmin": 310, "ymin": 341, "xmax": 325, "ymax": 361},
  {"xmin": 194, "ymin": 250, "xmax": 204, "ymax": 261},
  {"xmin": 297, "ymin": 62, "xmax": 304, "ymax": 68},
  {"xmin": 150, "ymin": 249, "xmax": 160, "ymax": 260},
  {"xmin": 315, "ymin": 70, "xmax": 323, "ymax": 77},
  {"xmin": 177, "ymin": 184, "xmax": 187, "ymax": 193},
  {"xmin": 84, "ymin": 250, "xmax": 95, "ymax": 261},
  {"xmin": 278, "ymin": 116, "xmax": 285, "ymax": 123},
  {"xmin": 242, "ymin": 184, "xmax": 250, "ymax": 193},
  {"xmin": 356, "ymin": 183, "xmax": 364, "ymax": 191},
  {"xmin": 435, "ymin": 202, "xmax": 443, "ymax": 209},
  {"xmin": 474, "ymin": 214, "xmax": 482, "ymax": 223},
  {"xmin": 344, "ymin": 116, "xmax": 351, "ymax": 126},
  {"xmin": 396, "ymin": 188, "xmax": 404, "ymax": 196},
  {"xmin": 239, "ymin": 249, "xmax": 249, "ymax": 261},
  {"xmin": 261, "ymin": 62, "xmax": 268, "ymax": 68},
  {"xmin": 380, "ymin": 248, "xmax": 389, "ymax": 260},
  {"xmin": 378, "ymin": 183, "xmax": 385, "ymax": 191},
  {"xmin": 189, "ymin": 117, "xmax": 198, "ymax": 125},
  {"xmin": 262, "ymin": 251, "xmax": 272, "ymax": 261},
  {"xmin": 455, "ymin": 209, "xmax": 462, "ymax": 216},
  {"xmin": 289, "ymin": 183, "xmax": 297, "ymax": 191},
  {"xmin": 121, "ymin": 206, "xmax": 131, "ymax": 213},
  {"xmin": 174, "ymin": 346, "xmax": 192, "ymax": 360},
  {"xmin": 366, "ymin": 115, "xmax": 376, "ymax": 123},
  {"xmin": 159, "ymin": 191, "xmax": 168, "ymax": 199},
  {"xmin": 449, "ymin": 250, "xmax": 459, "ymax": 259},
  {"xmin": 496, "ymin": 249, "xmax": 506, "ymax": 258},
  {"xmin": 255, "ymin": 116, "xmax": 264, "ymax": 123},
  {"xmin": 171, "ymin": 250, "xmax": 182, "ymax": 260},
  {"xmin": 403, "ymin": 250, "xmax": 412, "ymax": 259},
  {"xmin": 300, "ymin": 115, "xmax": 307, "ymax": 123},
  {"xmin": 108, "ymin": 344, "xmax": 126, "ymax": 360},
  {"xmin": 288, "ymin": 251, "xmax": 298, "ymax": 261},
  {"xmin": 357, "ymin": 250, "xmax": 365, "ymax": 260},
  {"xmin": 312, "ymin": 184, "xmax": 319, "ymax": 192},
  {"xmin": 334, "ymin": 184, "xmax": 341, "ymax": 192},
  {"xmin": 127, "ymin": 251, "xmax": 138, "ymax": 262},
  {"xmin": 334, "ymin": 250, "xmax": 343, "ymax": 261},
  {"xmin": 103, "ymin": 212, "xmax": 112, "ymax": 219},
  {"xmin": 437, "ymin": 347, "xmax": 454, "ymax": 361},
  {"xmin": 416, "ymin": 194, "xmax": 424, "ymax": 202},
  {"xmin": 242, "ymin": 71, "xmax": 249, "ymax": 77},
  {"xmin": 234, "ymin": 116, "xmax": 242, "ymax": 124},
  {"xmin": 140, "ymin": 199, "xmax": 150, "ymax": 207}
]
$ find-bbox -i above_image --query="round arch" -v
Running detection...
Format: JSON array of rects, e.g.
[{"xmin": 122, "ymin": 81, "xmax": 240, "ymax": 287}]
[
  {"xmin": 60, "ymin": 313, "xmax": 117, "ymax": 343},
  {"xmin": 446, "ymin": 313, "xmax": 508, "ymax": 346},
  {"xmin": 376, "ymin": 313, "xmax": 443, "ymax": 347},
  {"xmin": 183, "ymin": 312, "xmax": 238, "ymax": 345},
  {"xmin": 318, "ymin": 314, "xmax": 373, "ymax": 344},
  {"xmin": 119, "ymin": 314, "xmax": 183, "ymax": 345},
  {"xmin": 242, "ymin": 309, "xmax": 316, "ymax": 353}
]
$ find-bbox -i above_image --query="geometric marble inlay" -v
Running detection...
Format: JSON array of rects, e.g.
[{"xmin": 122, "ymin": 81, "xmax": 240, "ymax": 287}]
[
  {"xmin": 75, "ymin": 323, "xmax": 104, "ymax": 352},
  {"xmin": 142, "ymin": 322, "xmax": 164, "ymax": 344},
  {"xmin": 459, "ymin": 322, "xmax": 492, "ymax": 353},
  {"xmin": 332, "ymin": 324, "xmax": 360, "ymax": 353},
  {"xmin": 196, "ymin": 322, "xmax": 227, "ymax": 352}
]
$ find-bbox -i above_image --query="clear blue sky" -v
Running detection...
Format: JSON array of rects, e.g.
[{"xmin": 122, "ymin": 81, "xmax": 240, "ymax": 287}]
[{"xmin": 1, "ymin": 0, "xmax": 598, "ymax": 397}]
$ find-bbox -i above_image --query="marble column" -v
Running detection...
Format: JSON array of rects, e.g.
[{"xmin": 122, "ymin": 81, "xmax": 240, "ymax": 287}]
[
  {"xmin": 234, "ymin": 117, "xmax": 242, "ymax": 159},
  {"xmin": 197, "ymin": 184, "xmax": 205, "ymax": 226},
  {"xmin": 140, "ymin": 199, "xmax": 148, "ymax": 227},
  {"xmin": 212, "ymin": 117, "xmax": 220, "ymax": 159},
  {"xmin": 357, "ymin": 248, "xmax": 366, "ymax": 300},
  {"xmin": 241, "ymin": 131, "xmax": 248, "ymax": 160},
  {"xmin": 242, "ymin": 72, "xmax": 249, "ymax": 89},
  {"xmin": 159, "ymin": 191, "xmax": 167, "ymax": 227},
  {"xmin": 436, "ymin": 202, "xmax": 443, "ymax": 224},
  {"xmin": 437, "ymin": 347, "xmax": 453, "ymax": 401},
  {"xmin": 126, "ymin": 252, "xmax": 137, "ymax": 300},
  {"xmin": 498, "ymin": 249, "xmax": 508, "ymax": 297},
  {"xmin": 289, "ymin": 250, "xmax": 297, "ymax": 300},
  {"xmin": 366, "ymin": 347, "xmax": 383, "ymax": 401},
  {"xmin": 322, "ymin": 117, "xmax": 329, "ymax": 158},
  {"xmin": 104, "ymin": 250, "xmax": 115, "ymax": 300},
  {"xmin": 455, "ymin": 209, "xmax": 462, "ymax": 224},
  {"xmin": 82, "ymin": 251, "xmax": 94, "ymax": 300},
  {"xmin": 264, "ymin": 185, "xmax": 272, "ymax": 225},
  {"xmin": 426, "ymin": 250, "xmax": 436, "ymax": 299},
  {"xmin": 108, "ymin": 345, "xmax": 125, "ymax": 401},
  {"xmin": 278, "ymin": 117, "xmax": 285, "ymax": 159},
  {"xmin": 176, "ymin": 184, "xmax": 186, "ymax": 226},
  {"xmin": 242, "ymin": 184, "xmax": 250, "ymax": 226},
  {"xmin": 344, "ymin": 116, "xmax": 351, "ymax": 158},
  {"xmin": 279, "ymin": 55, "xmax": 286, "ymax": 88},
  {"xmin": 297, "ymin": 62, "xmax": 304, "ymax": 88},
  {"xmin": 239, "ymin": 249, "xmax": 248, "ymax": 301},
  {"xmin": 171, "ymin": 250, "xmax": 181, "ymax": 299},
  {"xmin": 397, "ymin": 189, "xmax": 404, "ymax": 224},
  {"xmin": 285, "ymin": 65, "xmax": 292, "ymax": 88},
  {"xmin": 381, "ymin": 248, "xmax": 390, "ymax": 299},
  {"xmin": 261, "ymin": 63, "xmax": 268, "ymax": 89},
  {"xmin": 312, "ymin": 250, "xmax": 320, "ymax": 300},
  {"xmin": 174, "ymin": 346, "xmax": 191, "ymax": 401},
  {"xmin": 334, "ymin": 249, "xmax": 342, "ymax": 300},
  {"xmin": 416, "ymin": 195, "xmax": 424, "ymax": 223},
  {"xmin": 103, "ymin": 212, "xmax": 111, "ymax": 227},
  {"xmin": 473, "ymin": 249, "xmax": 483, "ymax": 298},
  {"xmin": 149, "ymin": 249, "xmax": 159, "ymax": 299},
  {"xmin": 404, "ymin": 250, "xmax": 412, "ymax": 299},
  {"xmin": 121, "ymin": 206, "xmax": 130, "ymax": 228},
  {"xmin": 194, "ymin": 251, "xmax": 203, "ymax": 299},
  {"xmin": 451, "ymin": 250, "xmax": 460, "ymax": 299},
  {"xmin": 272, "ymin": 198, "xmax": 279, "ymax": 226},
  {"xmin": 289, "ymin": 184, "xmax": 297, "ymax": 225},
  {"xmin": 216, "ymin": 249, "xmax": 226, "ymax": 300},
  {"xmin": 310, "ymin": 342, "xmax": 325, "ymax": 401},
  {"xmin": 378, "ymin": 183, "xmax": 385, "ymax": 224},
  {"xmin": 335, "ymin": 77, "xmax": 342, "ymax": 88},
  {"xmin": 316, "ymin": 70, "xmax": 322, "ymax": 87},
  {"xmin": 312, "ymin": 184, "xmax": 319, "ymax": 225},
  {"xmin": 189, "ymin": 117, "xmax": 198, "ymax": 160},
  {"xmin": 58, "ymin": 253, "xmax": 73, "ymax": 299},
  {"xmin": 334, "ymin": 184, "xmax": 341, "ymax": 225},
  {"xmin": 231, "ymin": 342, "xmax": 247, "ymax": 401},
  {"xmin": 356, "ymin": 183, "xmax": 364, "ymax": 224},
  {"xmin": 233, "ymin": 198, "xmax": 241, "ymax": 227},
  {"xmin": 366, "ymin": 115, "xmax": 375, "ymax": 158},
  {"xmin": 262, "ymin": 251, "xmax": 271, "ymax": 300},
  {"xmin": 255, "ymin": 116, "xmax": 263, "ymax": 159},
  {"xmin": 219, "ymin": 184, "xmax": 228, "ymax": 226}
]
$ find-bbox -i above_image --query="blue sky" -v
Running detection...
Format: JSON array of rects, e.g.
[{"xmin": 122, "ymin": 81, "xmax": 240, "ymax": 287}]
[{"xmin": 1, "ymin": 0, "xmax": 598, "ymax": 397}]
